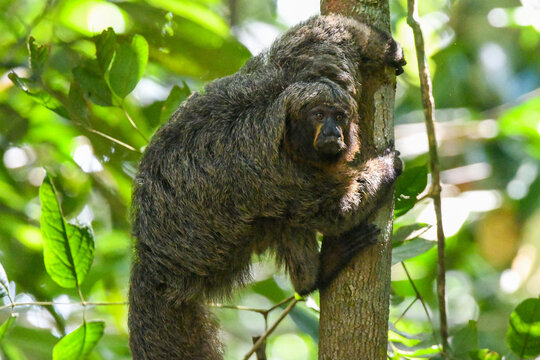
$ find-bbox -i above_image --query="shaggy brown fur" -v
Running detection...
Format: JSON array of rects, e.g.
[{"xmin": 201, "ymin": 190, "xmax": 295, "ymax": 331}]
[{"xmin": 129, "ymin": 14, "xmax": 404, "ymax": 359}]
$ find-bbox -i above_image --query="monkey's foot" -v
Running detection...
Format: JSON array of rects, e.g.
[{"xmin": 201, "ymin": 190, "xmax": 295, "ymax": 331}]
[{"xmin": 318, "ymin": 222, "xmax": 380, "ymax": 289}]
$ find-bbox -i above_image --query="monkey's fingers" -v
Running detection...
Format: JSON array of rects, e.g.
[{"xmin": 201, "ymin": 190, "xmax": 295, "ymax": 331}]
[{"xmin": 385, "ymin": 40, "xmax": 406, "ymax": 75}]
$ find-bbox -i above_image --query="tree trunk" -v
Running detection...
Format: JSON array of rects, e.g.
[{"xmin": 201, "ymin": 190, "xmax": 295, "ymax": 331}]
[{"xmin": 319, "ymin": 1, "xmax": 397, "ymax": 359}]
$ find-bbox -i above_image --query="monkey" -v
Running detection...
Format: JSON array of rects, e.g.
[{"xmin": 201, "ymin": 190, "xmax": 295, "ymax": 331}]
[{"xmin": 129, "ymin": 14, "xmax": 405, "ymax": 359}]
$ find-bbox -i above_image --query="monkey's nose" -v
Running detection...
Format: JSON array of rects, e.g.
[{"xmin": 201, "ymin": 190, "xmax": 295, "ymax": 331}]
[
  {"xmin": 316, "ymin": 137, "xmax": 343, "ymax": 155},
  {"xmin": 322, "ymin": 126, "xmax": 341, "ymax": 138}
]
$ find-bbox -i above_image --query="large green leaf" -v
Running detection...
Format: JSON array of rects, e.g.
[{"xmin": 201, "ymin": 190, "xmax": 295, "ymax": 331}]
[
  {"xmin": 507, "ymin": 297, "xmax": 540, "ymax": 358},
  {"xmin": 108, "ymin": 34, "xmax": 148, "ymax": 98},
  {"xmin": 53, "ymin": 321, "xmax": 105, "ymax": 360},
  {"xmin": 394, "ymin": 165, "xmax": 428, "ymax": 218},
  {"xmin": 39, "ymin": 174, "xmax": 95, "ymax": 288}
]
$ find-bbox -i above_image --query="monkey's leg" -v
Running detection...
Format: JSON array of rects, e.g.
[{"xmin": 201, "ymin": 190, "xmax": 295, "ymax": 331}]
[
  {"xmin": 318, "ymin": 222, "xmax": 380, "ymax": 290},
  {"xmin": 275, "ymin": 229, "xmax": 320, "ymax": 296}
]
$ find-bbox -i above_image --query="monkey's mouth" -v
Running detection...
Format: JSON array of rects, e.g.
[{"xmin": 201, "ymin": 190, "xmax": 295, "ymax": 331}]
[{"xmin": 315, "ymin": 137, "xmax": 346, "ymax": 156}]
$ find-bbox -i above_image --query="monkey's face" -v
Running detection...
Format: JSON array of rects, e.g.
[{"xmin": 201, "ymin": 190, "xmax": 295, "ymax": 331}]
[
  {"xmin": 285, "ymin": 102, "xmax": 353, "ymax": 167},
  {"xmin": 283, "ymin": 81, "xmax": 358, "ymax": 169},
  {"xmin": 308, "ymin": 105, "xmax": 349, "ymax": 158}
]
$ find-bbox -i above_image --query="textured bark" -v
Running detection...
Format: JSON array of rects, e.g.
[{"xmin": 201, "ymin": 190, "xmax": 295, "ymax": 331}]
[{"xmin": 319, "ymin": 1, "xmax": 396, "ymax": 359}]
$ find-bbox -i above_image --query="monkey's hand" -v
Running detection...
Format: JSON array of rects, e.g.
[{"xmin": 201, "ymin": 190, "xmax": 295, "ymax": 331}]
[
  {"xmin": 384, "ymin": 38, "xmax": 406, "ymax": 75},
  {"xmin": 318, "ymin": 222, "xmax": 380, "ymax": 290},
  {"xmin": 359, "ymin": 142, "xmax": 403, "ymax": 191}
]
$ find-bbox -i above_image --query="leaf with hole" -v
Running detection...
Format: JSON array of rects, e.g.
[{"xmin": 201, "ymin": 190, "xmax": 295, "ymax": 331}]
[
  {"xmin": 394, "ymin": 165, "xmax": 428, "ymax": 218},
  {"xmin": 52, "ymin": 321, "xmax": 105, "ymax": 360},
  {"xmin": 40, "ymin": 174, "xmax": 95, "ymax": 288},
  {"xmin": 28, "ymin": 37, "xmax": 49, "ymax": 78},
  {"xmin": 73, "ymin": 62, "xmax": 113, "ymax": 107}
]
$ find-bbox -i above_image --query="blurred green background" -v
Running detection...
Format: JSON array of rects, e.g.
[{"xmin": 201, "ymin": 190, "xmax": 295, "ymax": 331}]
[{"xmin": 0, "ymin": 0, "xmax": 539, "ymax": 359}]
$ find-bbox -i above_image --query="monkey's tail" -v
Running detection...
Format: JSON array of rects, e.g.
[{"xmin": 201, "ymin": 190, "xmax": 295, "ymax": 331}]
[{"xmin": 128, "ymin": 261, "xmax": 223, "ymax": 360}]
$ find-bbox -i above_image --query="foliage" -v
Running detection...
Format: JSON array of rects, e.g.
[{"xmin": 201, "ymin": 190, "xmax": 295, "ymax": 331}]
[{"xmin": 0, "ymin": 0, "xmax": 539, "ymax": 359}]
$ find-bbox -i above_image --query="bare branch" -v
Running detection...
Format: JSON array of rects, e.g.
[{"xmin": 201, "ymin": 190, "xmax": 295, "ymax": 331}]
[
  {"xmin": 406, "ymin": 0, "xmax": 448, "ymax": 353},
  {"xmin": 0, "ymin": 301, "xmax": 127, "ymax": 311},
  {"xmin": 243, "ymin": 298, "xmax": 300, "ymax": 360}
]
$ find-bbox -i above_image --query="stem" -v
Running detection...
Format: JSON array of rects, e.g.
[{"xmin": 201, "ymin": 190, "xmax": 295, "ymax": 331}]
[
  {"xmin": 122, "ymin": 107, "xmax": 149, "ymax": 143},
  {"xmin": 0, "ymin": 301, "xmax": 127, "ymax": 311},
  {"xmin": 406, "ymin": 0, "xmax": 448, "ymax": 353},
  {"xmin": 243, "ymin": 298, "xmax": 299, "ymax": 360}
]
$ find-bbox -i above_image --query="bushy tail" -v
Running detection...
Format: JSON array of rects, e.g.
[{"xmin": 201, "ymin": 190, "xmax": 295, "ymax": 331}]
[{"xmin": 128, "ymin": 262, "xmax": 223, "ymax": 360}]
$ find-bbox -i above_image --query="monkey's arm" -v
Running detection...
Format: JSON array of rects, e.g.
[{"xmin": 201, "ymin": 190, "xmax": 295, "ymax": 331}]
[{"xmin": 316, "ymin": 146, "xmax": 402, "ymax": 236}]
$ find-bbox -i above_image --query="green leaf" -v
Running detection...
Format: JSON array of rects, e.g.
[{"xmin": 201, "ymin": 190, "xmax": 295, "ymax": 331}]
[
  {"xmin": 53, "ymin": 321, "xmax": 105, "ymax": 360},
  {"xmin": 391, "ymin": 238, "xmax": 435, "ymax": 265},
  {"xmin": 39, "ymin": 174, "xmax": 95, "ymax": 288},
  {"xmin": 451, "ymin": 320, "xmax": 478, "ymax": 356},
  {"xmin": 0, "ymin": 314, "xmax": 17, "ymax": 342},
  {"xmin": 73, "ymin": 62, "xmax": 113, "ymax": 107},
  {"xmin": 160, "ymin": 83, "xmax": 191, "ymax": 124},
  {"xmin": 469, "ymin": 349, "xmax": 501, "ymax": 360},
  {"xmin": 392, "ymin": 223, "xmax": 430, "ymax": 244},
  {"xmin": 68, "ymin": 81, "xmax": 88, "ymax": 121},
  {"xmin": 108, "ymin": 34, "xmax": 148, "ymax": 98},
  {"xmin": 8, "ymin": 72, "xmax": 69, "ymax": 118},
  {"xmin": 94, "ymin": 27, "xmax": 117, "ymax": 73},
  {"xmin": 28, "ymin": 37, "xmax": 49, "ymax": 78},
  {"xmin": 0, "ymin": 261, "xmax": 9, "ymax": 298},
  {"xmin": 394, "ymin": 165, "xmax": 428, "ymax": 218},
  {"xmin": 507, "ymin": 297, "xmax": 540, "ymax": 358}
]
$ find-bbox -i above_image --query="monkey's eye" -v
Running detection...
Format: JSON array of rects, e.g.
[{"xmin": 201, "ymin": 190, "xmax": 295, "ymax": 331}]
[
  {"xmin": 336, "ymin": 114, "xmax": 343, "ymax": 122},
  {"xmin": 315, "ymin": 113, "xmax": 324, "ymax": 120}
]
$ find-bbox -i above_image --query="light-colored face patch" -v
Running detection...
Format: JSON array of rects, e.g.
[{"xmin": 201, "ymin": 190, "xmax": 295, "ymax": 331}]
[{"xmin": 313, "ymin": 123, "xmax": 323, "ymax": 150}]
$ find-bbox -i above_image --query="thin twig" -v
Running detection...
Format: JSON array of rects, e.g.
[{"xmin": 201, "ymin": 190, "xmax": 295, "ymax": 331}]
[
  {"xmin": 209, "ymin": 303, "xmax": 268, "ymax": 315},
  {"xmin": 401, "ymin": 262, "xmax": 438, "ymax": 346},
  {"xmin": 211, "ymin": 294, "xmax": 296, "ymax": 316},
  {"xmin": 0, "ymin": 301, "xmax": 127, "ymax": 311},
  {"xmin": 87, "ymin": 128, "xmax": 140, "ymax": 153},
  {"xmin": 406, "ymin": 0, "xmax": 448, "ymax": 353},
  {"xmin": 123, "ymin": 107, "xmax": 149, "ymax": 143},
  {"xmin": 243, "ymin": 298, "xmax": 299, "ymax": 360},
  {"xmin": 393, "ymin": 297, "xmax": 417, "ymax": 326}
]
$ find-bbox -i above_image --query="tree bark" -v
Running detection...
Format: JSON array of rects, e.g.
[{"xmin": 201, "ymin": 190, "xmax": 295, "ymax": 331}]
[{"xmin": 319, "ymin": 1, "xmax": 396, "ymax": 359}]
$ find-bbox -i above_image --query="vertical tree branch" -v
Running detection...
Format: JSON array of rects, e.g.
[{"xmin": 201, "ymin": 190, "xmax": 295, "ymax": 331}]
[
  {"xmin": 406, "ymin": 0, "xmax": 449, "ymax": 352},
  {"xmin": 319, "ymin": 1, "xmax": 396, "ymax": 359}
]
